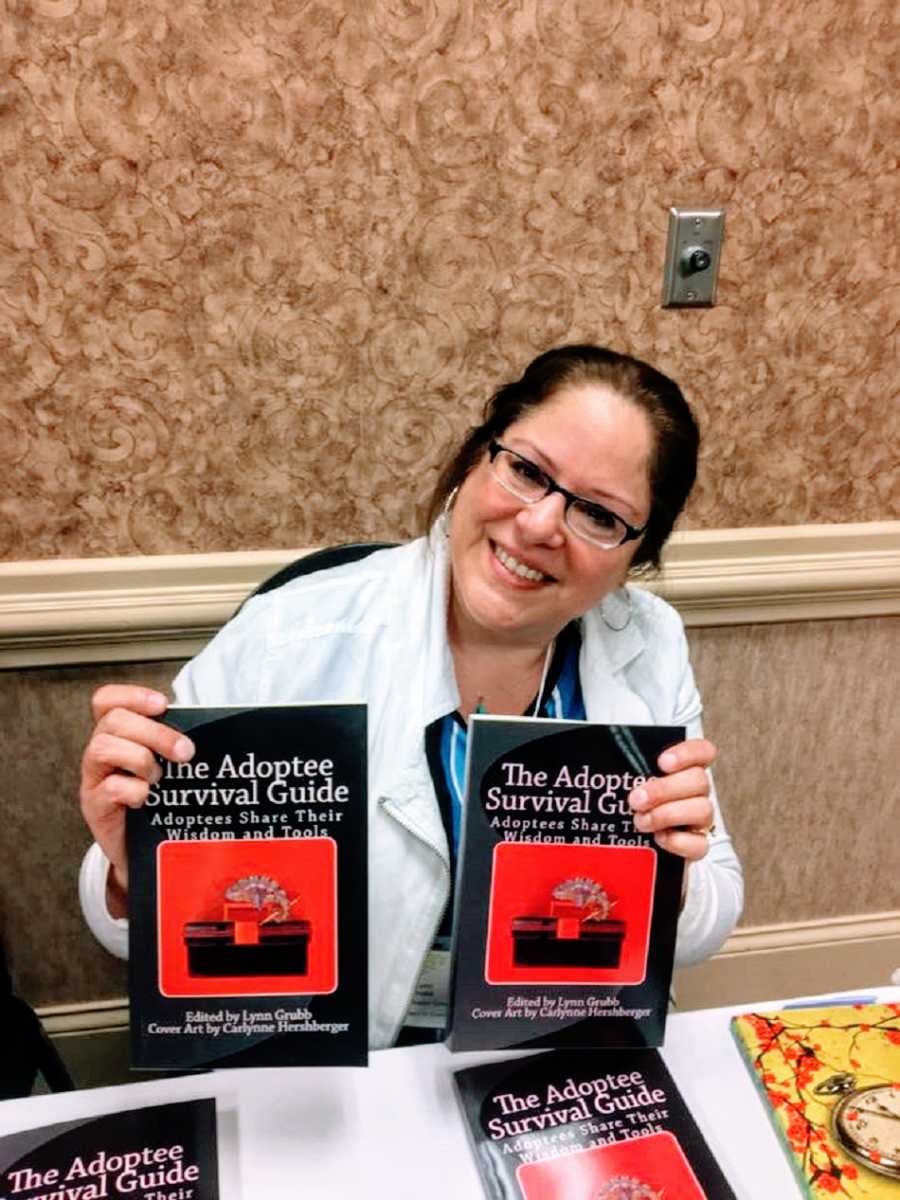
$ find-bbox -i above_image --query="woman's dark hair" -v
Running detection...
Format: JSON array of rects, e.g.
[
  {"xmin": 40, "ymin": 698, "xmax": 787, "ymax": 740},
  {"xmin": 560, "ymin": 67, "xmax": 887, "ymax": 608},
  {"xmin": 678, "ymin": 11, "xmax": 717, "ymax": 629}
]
[{"xmin": 425, "ymin": 344, "xmax": 699, "ymax": 571}]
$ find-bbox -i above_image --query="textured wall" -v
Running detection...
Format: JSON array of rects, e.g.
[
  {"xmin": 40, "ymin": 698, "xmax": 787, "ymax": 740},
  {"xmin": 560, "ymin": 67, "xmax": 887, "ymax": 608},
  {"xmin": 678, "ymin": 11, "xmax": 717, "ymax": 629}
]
[
  {"xmin": 2, "ymin": 1, "xmax": 898, "ymax": 561},
  {"xmin": 0, "ymin": 658, "xmax": 175, "ymax": 1008},
  {"xmin": 686, "ymin": 617, "xmax": 899, "ymax": 927},
  {"xmin": 2, "ymin": 615, "xmax": 897, "ymax": 1008}
]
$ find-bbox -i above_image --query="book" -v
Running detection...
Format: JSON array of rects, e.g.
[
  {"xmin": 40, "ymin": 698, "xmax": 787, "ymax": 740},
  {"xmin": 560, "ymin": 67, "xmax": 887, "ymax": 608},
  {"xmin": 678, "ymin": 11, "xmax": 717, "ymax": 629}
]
[
  {"xmin": 0, "ymin": 1098, "xmax": 218, "ymax": 1200},
  {"xmin": 448, "ymin": 717, "xmax": 684, "ymax": 1052},
  {"xmin": 127, "ymin": 704, "xmax": 368, "ymax": 1069},
  {"xmin": 731, "ymin": 1002, "xmax": 900, "ymax": 1197},
  {"xmin": 454, "ymin": 1047, "xmax": 737, "ymax": 1199}
]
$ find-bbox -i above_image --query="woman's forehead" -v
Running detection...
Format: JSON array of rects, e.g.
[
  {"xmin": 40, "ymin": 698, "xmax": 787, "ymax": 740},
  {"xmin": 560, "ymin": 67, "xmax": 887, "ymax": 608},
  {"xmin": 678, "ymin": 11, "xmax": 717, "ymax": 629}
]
[
  {"xmin": 508, "ymin": 384, "xmax": 653, "ymax": 460},
  {"xmin": 504, "ymin": 385, "xmax": 653, "ymax": 513}
]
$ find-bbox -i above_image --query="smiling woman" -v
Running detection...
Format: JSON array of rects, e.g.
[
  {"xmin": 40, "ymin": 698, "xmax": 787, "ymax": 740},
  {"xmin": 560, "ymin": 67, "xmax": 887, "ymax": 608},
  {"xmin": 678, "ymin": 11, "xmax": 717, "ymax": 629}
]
[
  {"xmin": 426, "ymin": 345, "xmax": 700, "ymax": 572},
  {"xmin": 447, "ymin": 384, "xmax": 653, "ymax": 666},
  {"xmin": 77, "ymin": 342, "xmax": 743, "ymax": 1050}
]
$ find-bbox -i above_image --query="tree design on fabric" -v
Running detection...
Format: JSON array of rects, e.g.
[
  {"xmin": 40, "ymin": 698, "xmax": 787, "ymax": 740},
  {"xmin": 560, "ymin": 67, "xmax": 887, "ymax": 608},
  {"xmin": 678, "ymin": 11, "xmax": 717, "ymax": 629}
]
[{"xmin": 736, "ymin": 1004, "xmax": 900, "ymax": 1196}]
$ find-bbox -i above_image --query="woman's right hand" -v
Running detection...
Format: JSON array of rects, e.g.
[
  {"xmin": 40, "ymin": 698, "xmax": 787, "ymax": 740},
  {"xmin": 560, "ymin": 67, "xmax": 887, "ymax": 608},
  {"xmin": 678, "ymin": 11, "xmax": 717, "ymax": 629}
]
[{"xmin": 80, "ymin": 685, "xmax": 195, "ymax": 914}]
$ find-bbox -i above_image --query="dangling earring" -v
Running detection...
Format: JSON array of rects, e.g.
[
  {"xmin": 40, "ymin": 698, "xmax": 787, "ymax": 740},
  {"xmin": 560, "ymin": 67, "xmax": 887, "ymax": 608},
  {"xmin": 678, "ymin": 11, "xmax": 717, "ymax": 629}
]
[
  {"xmin": 601, "ymin": 587, "xmax": 633, "ymax": 632},
  {"xmin": 442, "ymin": 485, "xmax": 459, "ymax": 538}
]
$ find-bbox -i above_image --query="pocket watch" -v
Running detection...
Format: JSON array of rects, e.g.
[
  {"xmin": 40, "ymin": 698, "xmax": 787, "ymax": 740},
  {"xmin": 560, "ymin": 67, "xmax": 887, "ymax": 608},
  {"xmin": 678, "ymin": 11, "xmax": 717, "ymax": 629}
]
[{"xmin": 813, "ymin": 1073, "xmax": 900, "ymax": 1179}]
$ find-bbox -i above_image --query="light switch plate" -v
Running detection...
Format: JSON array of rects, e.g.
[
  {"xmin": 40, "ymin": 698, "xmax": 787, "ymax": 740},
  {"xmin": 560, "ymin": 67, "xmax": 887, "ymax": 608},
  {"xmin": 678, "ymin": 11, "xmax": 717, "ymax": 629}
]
[{"xmin": 661, "ymin": 207, "xmax": 725, "ymax": 307}]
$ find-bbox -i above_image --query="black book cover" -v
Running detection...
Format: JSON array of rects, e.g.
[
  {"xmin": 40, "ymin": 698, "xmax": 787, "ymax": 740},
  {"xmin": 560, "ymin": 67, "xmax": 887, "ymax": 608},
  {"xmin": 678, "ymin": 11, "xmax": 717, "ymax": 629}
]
[
  {"xmin": 454, "ymin": 1049, "xmax": 736, "ymax": 1200},
  {"xmin": 448, "ymin": 717, "xmax": 684, "ymax": 1052},
  {"xmin": 0, "ymin": 1098, "xmax": 218, "ymax": 1200},
  {"xmin": 127, "ymin": 704, "xmax": 367, "ymax": 1069}
]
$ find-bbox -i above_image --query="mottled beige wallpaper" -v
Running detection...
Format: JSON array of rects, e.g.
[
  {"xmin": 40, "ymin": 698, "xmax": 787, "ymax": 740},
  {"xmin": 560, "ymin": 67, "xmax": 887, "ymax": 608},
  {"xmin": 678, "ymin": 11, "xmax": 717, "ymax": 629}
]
[
  {"xmin": 687, "ymin": 617, "xmax": 900, "ymax": 927},
  {"xmin": 2, "ymin": 616, "xmax": 897, "ymax": 1008},
  {"xmin": 1, "ymin": 1, "xmax": 897, "ymax": 561}
]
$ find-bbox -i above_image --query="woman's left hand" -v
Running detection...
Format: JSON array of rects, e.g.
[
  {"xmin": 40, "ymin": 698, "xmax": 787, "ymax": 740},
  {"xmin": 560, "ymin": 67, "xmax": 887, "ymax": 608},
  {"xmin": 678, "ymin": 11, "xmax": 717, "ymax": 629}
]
[{"xmin": 628, "ymin": 738, "xmax": 717, "ymax": 861}]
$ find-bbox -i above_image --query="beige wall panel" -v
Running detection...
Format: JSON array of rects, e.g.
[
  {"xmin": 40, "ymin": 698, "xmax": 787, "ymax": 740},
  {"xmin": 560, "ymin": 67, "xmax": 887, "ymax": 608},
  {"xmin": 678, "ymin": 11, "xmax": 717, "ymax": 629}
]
[
  {"xmin": 687, "ymin": 616, "xmax": 899, "ymax": 926},
  {"xmin": 2, "ymin": 616, "xmax": 897, "ymax": 1009},
  {"xmin": 674, "ymin": 927, "xmax": 900, "ymax": 1010},
  {"xmin": 1, "ymin": 2, "xmax": 898, "ymax": 562},
  {"xmin": 0, "ymin": 659, "xmax": 181, "ymax": 1008}
]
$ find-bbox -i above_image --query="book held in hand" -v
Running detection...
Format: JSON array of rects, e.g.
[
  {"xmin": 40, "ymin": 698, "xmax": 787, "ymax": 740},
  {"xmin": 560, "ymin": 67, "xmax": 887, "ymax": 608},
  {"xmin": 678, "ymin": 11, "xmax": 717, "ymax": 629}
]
[
  {"xmin": 454, "ymin": 1047, "xmax": 736, "ymax": 1199},
  {"xmin": 731, "ymin": 1002, "xmax": 900, "ymax": 1198},
  {"xmin": 127, "ymin": 704, "xmax": 367, "ymax": 1069},
  {"xmin": 0, "ymin": 1098, "xmax": 218, "ymax": 1200},
  {"xmin": 448, "ymin": 717, "xmax": 684, "ymax": 1052}
]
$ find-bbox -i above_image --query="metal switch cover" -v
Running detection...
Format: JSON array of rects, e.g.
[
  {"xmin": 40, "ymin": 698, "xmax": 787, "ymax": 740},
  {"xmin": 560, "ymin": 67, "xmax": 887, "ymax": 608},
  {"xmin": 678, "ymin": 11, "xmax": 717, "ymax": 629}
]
[{"xmin": 661, "ymin": 207, "xmax": 725, "ymax": 307}]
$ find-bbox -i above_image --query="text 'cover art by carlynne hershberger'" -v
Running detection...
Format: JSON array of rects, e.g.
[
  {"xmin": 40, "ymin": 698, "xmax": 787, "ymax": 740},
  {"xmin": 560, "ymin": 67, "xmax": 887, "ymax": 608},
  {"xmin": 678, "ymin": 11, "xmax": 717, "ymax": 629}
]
[
  {"xmin": 0, "ymin": 1099, "xmax": 218, "ymax": 1200},
  {"xmin": 731, "ymin": 1003, "xmax": 900, "ymax": 1198},
  {"xmin": 454, "ymin": 1048, "xmax": 736, "ymax": 1200},
  {"xmin": 448, "ymin": 718, "xmax": 684, "ymax": 1053},
  {"xmin": 127, "ymin": 704, "xmax": 367, "ymax": 1069}
]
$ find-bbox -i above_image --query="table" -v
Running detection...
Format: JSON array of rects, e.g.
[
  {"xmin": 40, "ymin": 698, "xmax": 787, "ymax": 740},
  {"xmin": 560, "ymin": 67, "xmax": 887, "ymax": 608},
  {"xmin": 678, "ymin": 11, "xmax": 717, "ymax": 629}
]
[{"xmin": 2, "ymin": 987, "xmax": 897, "ymax": 1199}]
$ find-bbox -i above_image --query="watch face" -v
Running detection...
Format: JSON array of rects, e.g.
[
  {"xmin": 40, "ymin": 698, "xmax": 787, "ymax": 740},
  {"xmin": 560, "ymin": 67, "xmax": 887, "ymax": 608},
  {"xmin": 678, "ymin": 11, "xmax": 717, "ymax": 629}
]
[{"xmin": 834, "ymin": 1084, "xmax": 900, "ymax": 1179}]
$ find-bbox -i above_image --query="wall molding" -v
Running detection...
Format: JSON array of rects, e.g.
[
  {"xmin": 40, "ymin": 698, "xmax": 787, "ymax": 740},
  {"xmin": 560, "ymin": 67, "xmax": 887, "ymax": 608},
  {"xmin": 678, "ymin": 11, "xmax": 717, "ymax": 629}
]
[
  {"xmin": 711, "ymin": 909, "xmax": 900, "ymax": 957},
  {"xmin": 38, "ymin": 911, "xmax": 900, "ymax": 1034},
  {"xmin": 2, "ymin": 522, "xmax": 898, "ymax": 667},
  {"xmin": 39, "ymin": 998, "xmax": 130, "ymax": 1037},
  {"xmin": 653, "ymin": 522, "xmax": 900, "ymax": 626},
  {"xmin": 673, "ymin": 909, "xmax": 900, "ymax": 1011}
]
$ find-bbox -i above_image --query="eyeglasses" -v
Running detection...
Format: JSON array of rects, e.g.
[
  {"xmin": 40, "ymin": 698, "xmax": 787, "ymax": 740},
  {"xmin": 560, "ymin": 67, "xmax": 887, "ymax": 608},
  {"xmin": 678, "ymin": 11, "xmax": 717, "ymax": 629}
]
[{"xmin": 487, "ymin": 440, "xmax": 647, "ymax": 550}]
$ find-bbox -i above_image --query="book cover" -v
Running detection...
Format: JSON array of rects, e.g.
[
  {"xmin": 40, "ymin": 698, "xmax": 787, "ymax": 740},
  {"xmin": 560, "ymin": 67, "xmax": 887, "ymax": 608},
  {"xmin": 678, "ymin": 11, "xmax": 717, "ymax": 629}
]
[
  {"xmin": 0, "ymin": 1098, "xmax": 218, "ymax": 1200},
  {"xmin": 731, "ymin": 1002, "xmax": 900, "ymax": 1197},
  {"xmin": 127, "ymin": 704, "xmax": 368, "ymax": 1069},
  {"xmin": 448, "ymin": 717, "xmax": 685, "ymax": 1052},
  {"xmin": 454, "ymin": 1047, "xmax": 737, "ymax": 1199}
]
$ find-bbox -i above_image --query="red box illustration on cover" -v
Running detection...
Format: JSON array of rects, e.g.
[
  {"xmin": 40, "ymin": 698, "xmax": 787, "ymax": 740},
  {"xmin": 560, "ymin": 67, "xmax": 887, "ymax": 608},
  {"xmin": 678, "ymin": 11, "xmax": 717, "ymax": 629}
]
[
  {"xmin": 516, "ymin": 1131, "xmax": 708, "ymax": 1200},
  {"xmin": 486, "ymin": 842, "xmax": 656, "ymax": 986},
  {"xmin": 157, "ymin": 838, "xmax": 337, "ymax": 997}
]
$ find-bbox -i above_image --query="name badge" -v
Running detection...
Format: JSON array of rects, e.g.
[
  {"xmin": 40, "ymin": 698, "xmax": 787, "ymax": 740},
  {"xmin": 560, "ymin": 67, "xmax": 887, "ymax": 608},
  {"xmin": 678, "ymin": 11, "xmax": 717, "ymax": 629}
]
[{"xmin": 404, "ymin": 937, "xmax": 451, "ymax": 1029}]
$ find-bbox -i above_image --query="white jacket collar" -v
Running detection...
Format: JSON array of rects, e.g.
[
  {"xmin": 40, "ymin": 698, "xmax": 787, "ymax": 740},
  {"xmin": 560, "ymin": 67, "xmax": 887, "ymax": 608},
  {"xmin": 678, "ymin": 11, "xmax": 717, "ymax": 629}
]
[{"xmin": 386, "ymin": 528, "xmax": 459, "ymax": 726}]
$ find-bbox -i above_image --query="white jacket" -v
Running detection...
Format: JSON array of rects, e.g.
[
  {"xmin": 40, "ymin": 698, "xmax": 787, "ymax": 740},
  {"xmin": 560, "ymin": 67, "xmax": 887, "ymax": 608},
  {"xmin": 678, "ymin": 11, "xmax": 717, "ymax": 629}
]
[{"xmin": 80, "ymin": 533, "xmax": 743, "ymax": 1048}]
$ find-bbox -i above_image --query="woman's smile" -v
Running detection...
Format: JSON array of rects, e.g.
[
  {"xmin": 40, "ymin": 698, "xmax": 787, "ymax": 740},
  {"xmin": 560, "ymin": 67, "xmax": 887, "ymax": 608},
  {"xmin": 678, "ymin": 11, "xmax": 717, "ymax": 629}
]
[{"xmin": 490, "ymin": 540, "xmax": 555, "ymax": 586}]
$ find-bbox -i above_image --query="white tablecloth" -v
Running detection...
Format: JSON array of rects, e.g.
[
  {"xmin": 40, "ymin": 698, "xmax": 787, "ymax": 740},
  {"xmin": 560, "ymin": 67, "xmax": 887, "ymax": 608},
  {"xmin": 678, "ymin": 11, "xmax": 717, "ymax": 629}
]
[{"xmin": 2, "ymin": 987, "xmax": 897, "ymax": 1199}]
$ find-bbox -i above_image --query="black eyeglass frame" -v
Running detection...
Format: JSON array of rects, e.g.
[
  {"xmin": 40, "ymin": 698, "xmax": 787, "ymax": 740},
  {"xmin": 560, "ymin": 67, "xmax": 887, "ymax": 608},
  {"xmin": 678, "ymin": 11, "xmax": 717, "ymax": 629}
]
[{"xmin": 487, "ymin": 440, "xmax": 647, "ymax": 548}]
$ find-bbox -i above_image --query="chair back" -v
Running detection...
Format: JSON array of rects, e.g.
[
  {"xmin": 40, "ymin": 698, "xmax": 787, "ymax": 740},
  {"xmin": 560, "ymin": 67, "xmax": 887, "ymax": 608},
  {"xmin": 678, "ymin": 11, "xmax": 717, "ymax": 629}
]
[
  {"xmin": 0, "ymin": 943, "xmax": 75, "ymax": 1096},
  {"xmin": 233, "ymin": 541, "xmax": 396, "ymax": 618}
]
